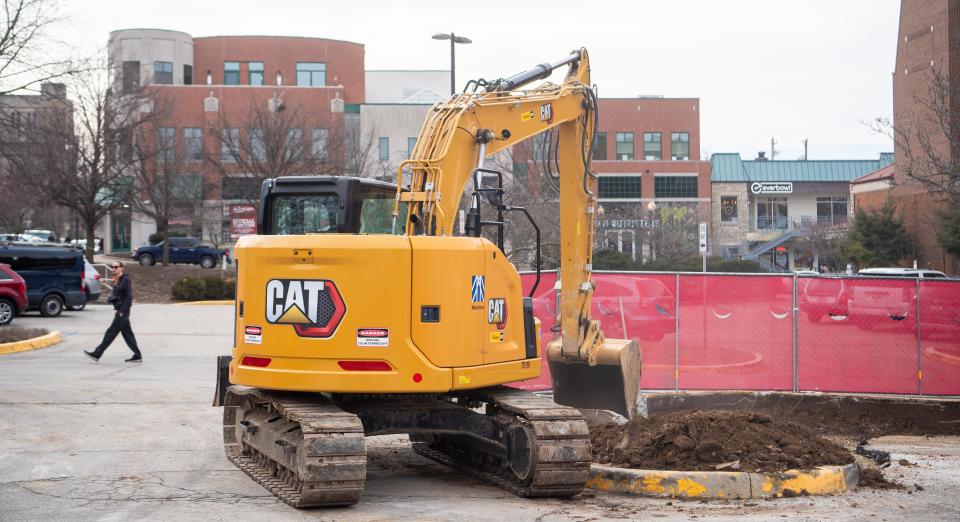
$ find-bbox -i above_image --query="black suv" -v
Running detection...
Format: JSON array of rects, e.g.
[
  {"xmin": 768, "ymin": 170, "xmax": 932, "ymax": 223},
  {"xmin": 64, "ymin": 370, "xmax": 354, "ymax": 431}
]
[
  {"xmin": 132, "ymin": 237, "xmax": 229, "ymax": 268},
  {"xmin": 0, "ymin": 243, "xmax": 85, "ymax": 316}
]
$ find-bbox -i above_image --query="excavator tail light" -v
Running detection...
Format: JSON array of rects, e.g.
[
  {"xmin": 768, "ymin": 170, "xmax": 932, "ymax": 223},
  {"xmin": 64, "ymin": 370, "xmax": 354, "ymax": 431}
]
[
  {"xmin": 240, "ymin": 356, "xmax": 272, "ymax": 368},
  {"xmin": 338, "ymin": 360, "xmax": 392, "ymax": 371}
]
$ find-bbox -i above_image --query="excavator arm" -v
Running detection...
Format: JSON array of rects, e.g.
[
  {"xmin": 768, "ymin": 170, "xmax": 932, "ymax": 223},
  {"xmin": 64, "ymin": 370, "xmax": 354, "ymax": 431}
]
[{"xmin": 393, "ymin": 48, "xmax": 641, "ymax": 416}]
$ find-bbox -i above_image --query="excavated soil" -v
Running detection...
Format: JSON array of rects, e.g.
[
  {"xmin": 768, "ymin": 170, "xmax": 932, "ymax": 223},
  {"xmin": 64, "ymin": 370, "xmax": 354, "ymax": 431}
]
[{"xmin": 590, "ymin": 410, "xmax": 854, "ymax": 472}]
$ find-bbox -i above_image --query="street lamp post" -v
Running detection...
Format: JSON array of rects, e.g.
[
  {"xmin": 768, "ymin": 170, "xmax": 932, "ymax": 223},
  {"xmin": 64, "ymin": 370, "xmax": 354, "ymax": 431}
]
[{"xmin": 432, "ymin": 32, "xmax": 472, "ymax": 95}]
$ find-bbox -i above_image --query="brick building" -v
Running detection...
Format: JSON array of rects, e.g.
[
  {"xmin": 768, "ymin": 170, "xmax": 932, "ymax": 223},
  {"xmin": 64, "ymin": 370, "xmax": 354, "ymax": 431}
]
[
  {"xmin": 99, "ymin": 29, "xmax": 365, "ymax": 253},
  {"xmin": 591, "ymin": 97, "xmax": 711, "ymax": 261},
  {"xmin": 883, "ymin": 0, "xmax": 959, "ymax": 272}
]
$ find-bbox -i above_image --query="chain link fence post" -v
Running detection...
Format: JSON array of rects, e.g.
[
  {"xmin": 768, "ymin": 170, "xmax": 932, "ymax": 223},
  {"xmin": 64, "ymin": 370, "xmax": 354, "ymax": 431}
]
[{"xmin": 675, "ymin": 272, "xmax": 680, "ymax": 392}]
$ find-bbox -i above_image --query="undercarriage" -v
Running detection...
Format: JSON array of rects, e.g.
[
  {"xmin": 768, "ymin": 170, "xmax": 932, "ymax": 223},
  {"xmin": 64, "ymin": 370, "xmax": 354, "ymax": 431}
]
[{"xmin": 222, "ymin": 385, "xmax": 591, "ymax": 507}]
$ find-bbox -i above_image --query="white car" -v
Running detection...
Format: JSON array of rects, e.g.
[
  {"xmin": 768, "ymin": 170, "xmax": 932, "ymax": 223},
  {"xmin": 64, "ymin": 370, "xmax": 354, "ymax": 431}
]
[
  {"xmin": 69, "ymin": 239, "xmax": 102, "ymax": 253},
  {"xmin": 858, "ymin": 267, "xmax": 948, "ymax": 278}
]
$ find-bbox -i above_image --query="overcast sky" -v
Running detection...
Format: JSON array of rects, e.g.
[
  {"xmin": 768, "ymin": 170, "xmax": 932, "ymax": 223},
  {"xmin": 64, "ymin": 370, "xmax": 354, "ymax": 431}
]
[{"xmin": 59, "ymin": 0, "xmax": 900, "ymax": 161}]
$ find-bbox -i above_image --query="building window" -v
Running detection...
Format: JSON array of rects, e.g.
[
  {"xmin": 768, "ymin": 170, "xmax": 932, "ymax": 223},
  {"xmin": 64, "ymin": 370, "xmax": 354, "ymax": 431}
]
[
  {"xmin": 654, "ymin": 175, "xmax": 698, "ymax": 198},
  {"xmin": 592, "ymin": 131, "xmax": 607, "ymax": 160},
  {"xmin": 407, "ymin": 137, "xmax": 417, "ymax": 158},
  {"xmin": 157, "ymin": 127, "xmax": 175, "ymax": 161},
  {"xmin": 184, "ymin": 128, "xmax": 202, "ymax": 161},
  {"xmin": 532, "ymin": 133, "xmax": 549, "ymax": 161},
  {"xmin": 720, "ymin": 195, "xmax": 738, "ymax": 223},
  {"xmin": 183, "ymin": 64, "xmax": 193, "ymax": 85},
  {"xmin": 311, "ymin": 128, "xmax": 328, "ymax": 160},
  {"xmin": 224, "ymin": 61, "xmax": 240, "ymax": 85},
  {"xmin": 378, "ymin": 137, "xmax": 389, "ymax": 161},
  {"xmin": 220, "ymin": 128, "xmax": 240, "ymax": 162},
  {"xmin": 296, "ymin": 62, "xmax": 326, "ymax": 86},
  {"xmin": 248, "ymin": 61, "xmax": 264, "ymax": 86},
  {"xmin": 513, "ymin": 161, "xmax": 529, "ymax": 177},
  {"xmin": 615, "ymin": 132, "xmax": 634, "ymax": 160},
  {"xmin": 249, "ymin": 128, "xmax": 266, "ymax": 161},
  {"xmin": 643, "ymin": 132, "xmax": 662, "ymax": 160},
  {"xmin": 222, "ymin": 176, "xmax": 259, "ymax": 200},
  {"xmin": 598, "ymin": 176, "xmax": 642, "ymax": 199},
  {"xmin": 285, "ymin": 128, "xmax": 302, "ymax": 160},
  {"xmin": 122, "ymin": 61, "xmax": 140, "ymax": 92},
  {"xmin": 172, "ymin": 174, "xmax": 202, "ymax": 200},
  {"xmin": 154, "ymin": 61, "xmax": 173, "ymax": 84},
  {"xmin": 816, "ymin": 196, "xmax": 848, "ymax": 225},
  {"xmin": 671, "ymin": 132, "xmax": 690, "ymax": 160}
]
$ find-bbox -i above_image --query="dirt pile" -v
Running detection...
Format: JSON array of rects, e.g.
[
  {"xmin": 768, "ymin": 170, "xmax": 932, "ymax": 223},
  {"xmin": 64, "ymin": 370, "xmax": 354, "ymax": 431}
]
[{"xmin": 590, "ymin": 410, "xmax": 854, "ymax": 472}]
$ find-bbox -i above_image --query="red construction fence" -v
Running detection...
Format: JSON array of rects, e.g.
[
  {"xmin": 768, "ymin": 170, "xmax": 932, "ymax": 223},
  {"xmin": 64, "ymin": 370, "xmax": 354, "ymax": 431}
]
[{"xmin": 514, "ymin": 272, "xmax": 960, "ymax": 396}]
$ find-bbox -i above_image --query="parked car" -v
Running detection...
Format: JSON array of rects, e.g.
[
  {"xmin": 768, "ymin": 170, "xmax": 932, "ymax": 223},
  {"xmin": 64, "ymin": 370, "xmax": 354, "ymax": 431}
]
[
  {"xmin": 0, "ymin": 244, "xmax": 85, "ymax": 317},
  {"xmin": 0, "ymin": 233, "xmax": 44, "ymax": 243},
  {"xmin": 0, "ymin": 263, "xmax": 28, "ymax": 325},
  {"xmin": 857, "ymin": 267, "xmax": 949, "ymax": 278},
  {"xmin": 24, "ymin": 229, "xmax": 58, "ymax": 242},
  {"xmin": 68, "ymin": 260, "xmax": 103, "ymax": 311},
  {"xmin": 132, "ymin": 237, "xmax": 229, "ymax": 269},
  {"xmin": 69, "ymin": 238, "xmax": 102, "ymax": 253}
]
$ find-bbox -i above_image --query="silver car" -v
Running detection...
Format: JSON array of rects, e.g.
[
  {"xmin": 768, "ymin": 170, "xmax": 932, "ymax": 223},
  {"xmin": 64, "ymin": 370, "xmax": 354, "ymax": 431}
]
[{"xmin": 69, "ymin": 260, "xmax": 103, "ymax": 311}]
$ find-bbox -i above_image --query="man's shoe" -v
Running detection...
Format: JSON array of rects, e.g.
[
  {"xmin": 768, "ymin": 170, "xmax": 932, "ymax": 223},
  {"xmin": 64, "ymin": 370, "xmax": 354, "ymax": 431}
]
[
  {"xmin": 125, "ymin": 356, "xmax": 143, "ymax": 363},
  {"xmin": 84, "ymin": 351, "xmax": 100, "ymax": 362}
]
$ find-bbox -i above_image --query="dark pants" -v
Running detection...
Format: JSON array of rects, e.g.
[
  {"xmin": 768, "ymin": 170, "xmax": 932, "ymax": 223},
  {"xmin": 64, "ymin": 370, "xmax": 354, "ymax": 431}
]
[{"xmin": 93, "ymin": 311, "xmax": 141, "ymax": 357}]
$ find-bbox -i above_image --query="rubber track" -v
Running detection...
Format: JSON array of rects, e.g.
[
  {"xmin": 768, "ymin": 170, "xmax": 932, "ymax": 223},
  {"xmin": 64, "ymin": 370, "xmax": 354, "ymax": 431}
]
[
  {"xmin": 412, "ymin": 386, "xmax": 591, "ymax": 497},
  {"xmin": 223, "ymin": 385, "xmax": 367, "ymax": 508}
]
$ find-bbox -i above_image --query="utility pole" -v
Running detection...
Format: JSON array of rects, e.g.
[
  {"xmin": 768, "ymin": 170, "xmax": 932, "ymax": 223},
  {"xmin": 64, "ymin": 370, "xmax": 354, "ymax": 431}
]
[
  {"xmin": 770, "ymin": 137, "xmax": 778, "ymax": 160},
  {"xmin": 803, "ymin": 138, "xmax": 808, "ymax": 161}
]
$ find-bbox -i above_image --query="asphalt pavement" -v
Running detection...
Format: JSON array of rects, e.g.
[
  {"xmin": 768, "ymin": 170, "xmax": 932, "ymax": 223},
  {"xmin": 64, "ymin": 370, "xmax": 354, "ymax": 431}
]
[{"xmin": 1, "ymin": 304, "xmax": 958, "ymax": 521}]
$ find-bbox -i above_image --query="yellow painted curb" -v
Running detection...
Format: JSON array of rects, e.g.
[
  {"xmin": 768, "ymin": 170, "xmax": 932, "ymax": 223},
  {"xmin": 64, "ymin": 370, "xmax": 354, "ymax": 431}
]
[
  {"xmin": 174, "ymin": 300, "xmax": 233, "ymax": 306},
  {"xmin": 0, "ymin": 331, "xmax": 63, "ymax": 355},
  {"xmin": 586, "ymin": 463, "xmax": 858, "ymax": 499}
]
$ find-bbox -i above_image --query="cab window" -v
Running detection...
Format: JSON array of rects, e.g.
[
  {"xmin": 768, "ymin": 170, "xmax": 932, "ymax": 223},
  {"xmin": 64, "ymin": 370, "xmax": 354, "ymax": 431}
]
[
  {"xmin": 271, "ymin": 194, "xmax": 340, "ymax": 235},
  {"xmin": 359, "ymin": 194, "xmax": 406, "ymax": 234}
]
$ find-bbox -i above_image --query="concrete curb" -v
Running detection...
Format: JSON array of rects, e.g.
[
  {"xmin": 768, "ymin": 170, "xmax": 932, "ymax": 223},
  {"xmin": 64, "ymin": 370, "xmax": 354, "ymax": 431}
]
[
  {"xmin": 586, "ymin": 463, "xmax": 858, "ymax": 499},
  {"xmin": 0, "ymin": 331, "xmax": 62, "ymax": 355},
  {"xmin": 174, "ymin": 300, "xmax": 233, "ymax": 306}
]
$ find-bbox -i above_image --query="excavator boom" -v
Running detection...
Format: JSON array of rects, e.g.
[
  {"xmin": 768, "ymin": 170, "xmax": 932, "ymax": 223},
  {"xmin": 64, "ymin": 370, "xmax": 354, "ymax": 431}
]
[{"xmin": 397, "ymin": 48, "xmax": 641, "ymax": 417}]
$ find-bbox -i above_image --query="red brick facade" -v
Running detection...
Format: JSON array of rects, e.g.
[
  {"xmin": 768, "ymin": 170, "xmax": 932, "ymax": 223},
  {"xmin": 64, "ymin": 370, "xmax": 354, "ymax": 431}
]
[
  {"xmin": 593, "ymin": 98, "xmax": 709, "ymax": 202},
  {"xmin": 890, "ymin": 0, "xmax": 959, "ymax": 272},
  {"xmin": 192, "ymin": 36, "xmax": 365, "ymax": 104}
]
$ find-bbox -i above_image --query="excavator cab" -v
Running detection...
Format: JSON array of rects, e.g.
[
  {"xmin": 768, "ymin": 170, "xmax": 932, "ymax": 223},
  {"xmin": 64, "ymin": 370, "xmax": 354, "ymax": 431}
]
[{"xmin": 257, "ymin": 176, "xmax": 403, "ymax": 235}]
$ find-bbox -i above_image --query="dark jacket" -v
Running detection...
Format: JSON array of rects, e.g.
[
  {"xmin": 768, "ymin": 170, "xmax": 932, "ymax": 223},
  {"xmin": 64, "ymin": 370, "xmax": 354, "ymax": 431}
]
[{"xmin": 109, "ymin": 273, "xmax": 134, "ymax": 315}]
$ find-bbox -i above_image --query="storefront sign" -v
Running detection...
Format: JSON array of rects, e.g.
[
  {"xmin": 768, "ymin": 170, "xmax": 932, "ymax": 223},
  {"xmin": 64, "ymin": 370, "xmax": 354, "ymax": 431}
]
[
  {"xmin": 597, "ymin": 218, "xmax": 661, "ymax": 229},
  {"xmin": 750, "ymin": 181, "xmax": 793, "ymax": 194},
  {"xmin": 230, "ymin": 204, "xmax": 257, "ymax": 240}
]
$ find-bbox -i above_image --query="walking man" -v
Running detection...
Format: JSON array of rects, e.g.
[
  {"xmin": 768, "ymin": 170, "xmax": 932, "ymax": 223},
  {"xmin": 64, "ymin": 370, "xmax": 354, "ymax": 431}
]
[{"xmin": 85, "ymin": 261, "xmax": 142, "ymax": 362}]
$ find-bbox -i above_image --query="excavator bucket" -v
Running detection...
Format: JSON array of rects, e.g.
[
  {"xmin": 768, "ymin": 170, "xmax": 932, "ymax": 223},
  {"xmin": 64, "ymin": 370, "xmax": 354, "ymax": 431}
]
[{"xmin": 546, "ymin": 338, "xmax": 642, "ymax": 418}]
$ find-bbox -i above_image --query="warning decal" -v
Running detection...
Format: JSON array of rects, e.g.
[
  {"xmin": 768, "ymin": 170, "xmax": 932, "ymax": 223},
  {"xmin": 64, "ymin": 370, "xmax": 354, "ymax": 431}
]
[
  {"xmin": 244, "ymin": 325, "xmax": 263, "ymax": 345},
  {"xmin": 356, "ymin": 328, "xmax": 389, "ymax": 347}
]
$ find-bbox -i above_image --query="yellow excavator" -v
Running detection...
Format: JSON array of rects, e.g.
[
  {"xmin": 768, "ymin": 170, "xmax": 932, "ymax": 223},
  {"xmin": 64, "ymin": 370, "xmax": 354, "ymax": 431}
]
[{"xmin": 214, "ymin": 48, "xmax": 641, "ymax": 507}]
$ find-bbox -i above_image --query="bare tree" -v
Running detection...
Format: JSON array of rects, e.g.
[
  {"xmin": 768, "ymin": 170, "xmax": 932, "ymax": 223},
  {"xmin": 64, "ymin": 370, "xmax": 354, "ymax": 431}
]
[
  {"xmin": 869, "ymin": 65, "xmax": 960, "ymax": 260},
  {"xmin": 345, "ymin": 118, "xmax": 384, "ymax": 179},
  {"xmin": 0, "ymin": 66, "xmax": 151, "ymax": 261},
  {"xmin": 0, "ymin": 0, "xmax": 78, "ymax": 95},
  {"xmin": 872, "ymin": 67, "xmax": 960, "ymax": 202},
  {"xmin": 206, "ymin": 97, "xmax": 346, "ymax": 206},
  {"xmin": 126, "ymin": 92, "xmax": 204, "ymax": 265}
]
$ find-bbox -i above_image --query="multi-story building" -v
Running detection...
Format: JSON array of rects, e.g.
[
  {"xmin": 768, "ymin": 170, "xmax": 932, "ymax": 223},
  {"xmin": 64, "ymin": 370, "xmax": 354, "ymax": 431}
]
[
  {"xmin": 591, "ymin": 97, "xmax": 711, "ymax": 262},
  {"xmin": 99, "ymin": 29, "xmax": 366, "ymax": 253},
  {"xmin": 883, "ymin": 0, "xmax": 959, "ymax": 272},
  {"xmin": 711, "ymin": 152, "xmax": 894, "ymax": 271},
  {"xmin": 0, "ymin": 83, "xmax": 74, "ymax": 236}
]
